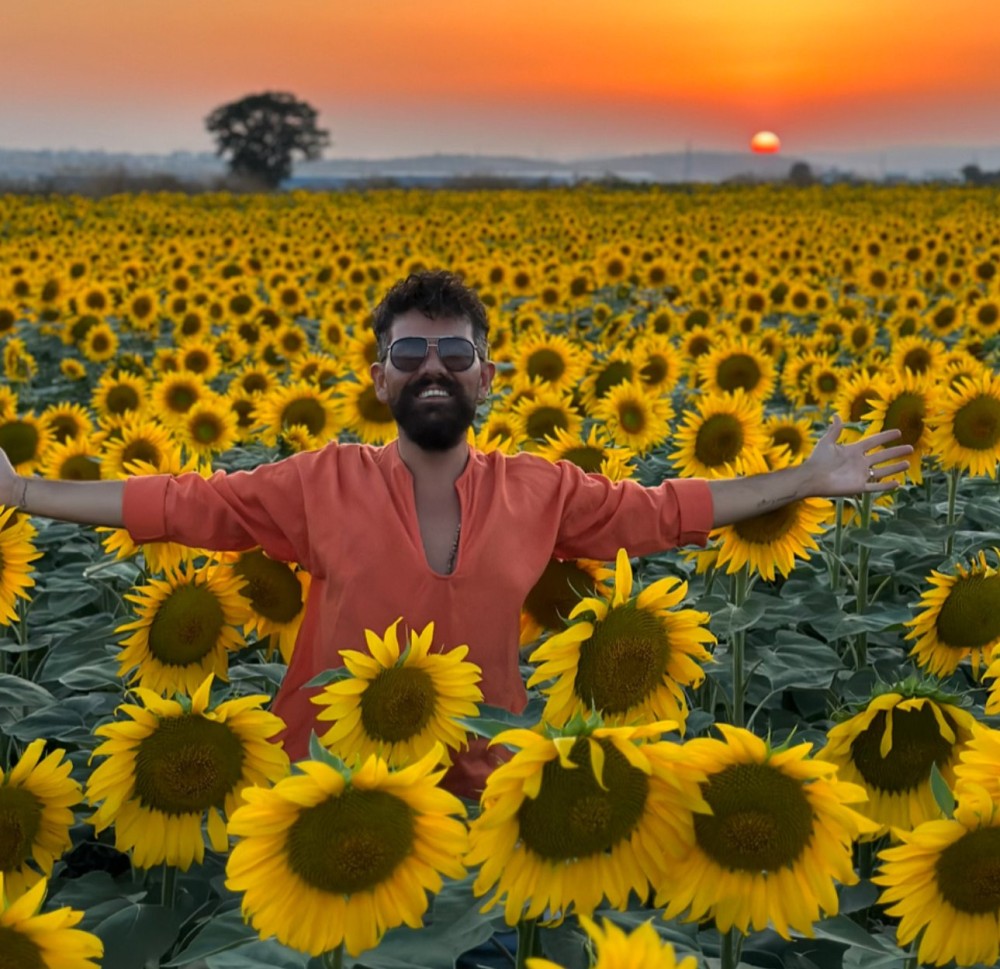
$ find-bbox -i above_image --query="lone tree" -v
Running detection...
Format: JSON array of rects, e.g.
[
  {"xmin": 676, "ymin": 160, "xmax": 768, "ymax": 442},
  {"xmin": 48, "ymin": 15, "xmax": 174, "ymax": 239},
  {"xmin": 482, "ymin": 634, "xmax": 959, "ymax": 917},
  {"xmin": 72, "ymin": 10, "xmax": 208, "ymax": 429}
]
[{"xmin": 205, "ymin": 91, "xmax": 330, "ymax": 188}]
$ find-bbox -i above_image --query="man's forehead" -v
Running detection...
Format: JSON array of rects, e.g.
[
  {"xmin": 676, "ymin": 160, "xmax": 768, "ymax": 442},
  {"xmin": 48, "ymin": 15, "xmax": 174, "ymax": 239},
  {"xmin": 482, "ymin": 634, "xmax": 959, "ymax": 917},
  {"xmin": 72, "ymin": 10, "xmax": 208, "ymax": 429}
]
[{"xmin": 389, "ymin": 310, "xmax": 474, "ymax": 339}]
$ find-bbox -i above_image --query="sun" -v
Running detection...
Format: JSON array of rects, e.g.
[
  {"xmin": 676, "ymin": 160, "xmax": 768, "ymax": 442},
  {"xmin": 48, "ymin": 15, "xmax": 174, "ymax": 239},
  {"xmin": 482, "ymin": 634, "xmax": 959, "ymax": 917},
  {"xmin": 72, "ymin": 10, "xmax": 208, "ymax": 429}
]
[{"xmin": 751, "ymin": 131, "xmax": 781, "ymax": 154}]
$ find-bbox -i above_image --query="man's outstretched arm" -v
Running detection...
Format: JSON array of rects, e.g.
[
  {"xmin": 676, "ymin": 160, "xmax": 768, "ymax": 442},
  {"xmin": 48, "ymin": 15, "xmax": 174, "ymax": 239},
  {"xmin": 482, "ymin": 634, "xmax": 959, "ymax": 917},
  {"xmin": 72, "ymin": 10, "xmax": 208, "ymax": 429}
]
[
  {"xmin": 707, "ymin": 417, "xmax": 913, "ymax": 528},
  {"xmin": 0, "ymin": 452, "xmax": 125, "ymax": 527}
]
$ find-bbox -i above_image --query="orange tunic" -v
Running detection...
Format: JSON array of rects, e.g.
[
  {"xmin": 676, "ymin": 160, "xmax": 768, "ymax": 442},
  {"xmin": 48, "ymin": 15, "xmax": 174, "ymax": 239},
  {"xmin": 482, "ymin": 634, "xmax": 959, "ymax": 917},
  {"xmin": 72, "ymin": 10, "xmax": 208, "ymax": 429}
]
[{"xmin": 123, "ymin": 441, "xmax": 713, "ymax": 796}]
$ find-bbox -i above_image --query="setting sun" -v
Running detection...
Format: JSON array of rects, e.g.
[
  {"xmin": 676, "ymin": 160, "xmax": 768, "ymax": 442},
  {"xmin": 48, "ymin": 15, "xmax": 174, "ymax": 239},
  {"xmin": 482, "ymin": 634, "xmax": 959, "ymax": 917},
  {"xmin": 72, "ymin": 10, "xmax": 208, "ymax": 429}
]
[{"xmin": 751, "ymin": 131, "xmax": 781, "ymax": 154}]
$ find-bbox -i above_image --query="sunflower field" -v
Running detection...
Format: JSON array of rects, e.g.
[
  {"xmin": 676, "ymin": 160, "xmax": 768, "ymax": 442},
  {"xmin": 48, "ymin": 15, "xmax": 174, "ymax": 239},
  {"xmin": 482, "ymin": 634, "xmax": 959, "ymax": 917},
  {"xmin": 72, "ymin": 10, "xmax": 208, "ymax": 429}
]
[{"xmin": 2, "ymin": 184, "xmax": 1000, "ymax": 969}]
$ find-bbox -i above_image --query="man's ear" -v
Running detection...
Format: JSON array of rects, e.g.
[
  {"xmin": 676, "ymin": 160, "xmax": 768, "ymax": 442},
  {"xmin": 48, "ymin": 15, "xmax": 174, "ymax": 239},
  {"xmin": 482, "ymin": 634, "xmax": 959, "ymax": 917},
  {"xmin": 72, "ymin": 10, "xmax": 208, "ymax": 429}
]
[
  {"xmin": 478, "ymin": 359, "xmax": 496, "ymax": 402},
  {"xmin": 371, "ymin": 361, "xmax": 388, "ymax": 403}
]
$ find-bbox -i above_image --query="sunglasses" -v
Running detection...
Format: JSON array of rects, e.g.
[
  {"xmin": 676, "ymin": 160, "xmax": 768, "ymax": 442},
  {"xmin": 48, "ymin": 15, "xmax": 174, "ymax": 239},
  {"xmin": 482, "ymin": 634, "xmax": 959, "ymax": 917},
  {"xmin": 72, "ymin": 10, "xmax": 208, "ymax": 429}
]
[{"xmin": 387, "ymin": 336, "xmax": 480, "ymax": 372}]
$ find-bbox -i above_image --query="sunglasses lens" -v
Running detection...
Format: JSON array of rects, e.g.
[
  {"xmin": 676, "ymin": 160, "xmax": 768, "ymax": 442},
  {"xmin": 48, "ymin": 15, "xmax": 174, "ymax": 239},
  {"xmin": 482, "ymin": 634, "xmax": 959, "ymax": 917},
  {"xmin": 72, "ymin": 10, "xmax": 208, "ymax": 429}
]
[
  {"xmin": 438, "ymin": 338, "xmax": 476, "ymax": 371},
  {"xmin": 389, "ymin": 337, "xmax": 427, "ymax": 371}
]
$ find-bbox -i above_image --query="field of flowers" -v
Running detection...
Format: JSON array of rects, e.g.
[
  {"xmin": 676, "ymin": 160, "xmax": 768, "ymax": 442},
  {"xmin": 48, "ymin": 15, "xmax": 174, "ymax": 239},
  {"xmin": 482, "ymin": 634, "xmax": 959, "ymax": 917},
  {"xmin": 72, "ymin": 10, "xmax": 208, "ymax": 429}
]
[{"xmin": 1, "ymin": 184, "xmax": 999, "ymax": 969}]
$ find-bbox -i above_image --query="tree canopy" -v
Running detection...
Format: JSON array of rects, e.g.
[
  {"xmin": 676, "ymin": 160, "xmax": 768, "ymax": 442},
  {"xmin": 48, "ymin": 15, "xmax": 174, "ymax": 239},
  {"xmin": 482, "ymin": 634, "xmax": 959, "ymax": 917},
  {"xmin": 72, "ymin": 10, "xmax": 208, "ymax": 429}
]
[{"xmin": 205, "ymin": 91, "xmax": 330, "ymax": 188}]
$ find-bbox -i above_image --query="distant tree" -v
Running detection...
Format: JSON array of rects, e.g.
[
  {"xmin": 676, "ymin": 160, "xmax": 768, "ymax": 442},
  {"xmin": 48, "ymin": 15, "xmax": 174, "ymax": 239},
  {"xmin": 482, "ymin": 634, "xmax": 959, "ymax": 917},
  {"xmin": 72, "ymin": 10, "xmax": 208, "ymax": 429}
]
[
  {"xmin": 788, "ymin": 161, "xmax": 816, "ymax": 187},
  {"xmin": 205, "ymin": 92, "xmax": 330, "ymax": 189},
  {"xmin": 962, "ymin": 164, "xmax": 984, "ymax": 185}
]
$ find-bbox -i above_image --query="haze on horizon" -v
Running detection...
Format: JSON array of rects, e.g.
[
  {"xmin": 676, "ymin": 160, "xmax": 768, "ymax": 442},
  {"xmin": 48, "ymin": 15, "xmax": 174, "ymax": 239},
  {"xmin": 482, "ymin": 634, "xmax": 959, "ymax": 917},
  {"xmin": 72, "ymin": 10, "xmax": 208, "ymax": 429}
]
[{"xmin": 2, "ymin": 0, "xmax": 999, "ymax": 161}]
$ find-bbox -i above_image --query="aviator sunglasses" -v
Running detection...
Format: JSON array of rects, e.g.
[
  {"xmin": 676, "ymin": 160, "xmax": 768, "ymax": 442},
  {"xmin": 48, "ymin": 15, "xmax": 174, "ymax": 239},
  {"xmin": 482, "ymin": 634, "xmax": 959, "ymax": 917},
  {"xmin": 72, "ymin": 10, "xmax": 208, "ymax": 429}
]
[{"xmin": 387, "ymin": 336, "xmax": 480, "ymax": 372}]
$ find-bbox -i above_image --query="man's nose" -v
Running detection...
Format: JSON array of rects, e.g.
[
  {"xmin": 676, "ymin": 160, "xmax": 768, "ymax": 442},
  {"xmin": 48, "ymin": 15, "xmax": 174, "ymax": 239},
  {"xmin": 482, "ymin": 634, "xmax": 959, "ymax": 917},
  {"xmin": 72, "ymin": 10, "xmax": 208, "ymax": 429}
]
[{"xmin": 415, "ymin": 344, "xmax": 449, "ymax": 376}]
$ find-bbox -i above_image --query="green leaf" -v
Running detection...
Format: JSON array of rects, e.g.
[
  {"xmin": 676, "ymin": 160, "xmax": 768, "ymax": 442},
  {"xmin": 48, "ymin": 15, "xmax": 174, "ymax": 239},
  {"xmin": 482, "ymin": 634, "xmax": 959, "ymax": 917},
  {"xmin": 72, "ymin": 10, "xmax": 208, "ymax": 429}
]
[
  {"xmin": 93, "ymin": 902, "xmax": 187, "ymax": 969},
  {"xmin": 206, "ymin": 940, "xmax": 308, "ymax": 969},
  {"xmin": 0, "ymin": 673, "xmax": 54, "ymax": 709},
  {"xmin": 811, "ymin": 916, "xmax": 902, "ymax": 955},
  {"xmin": 929, "ymin": 762, "xmax": 956, "ymax": 818},
  {"xmin": 303, "ymin": 666, "xmax": 354, "ymax": 688},
  {"xmin": 164, "ymin": 909, "xmax": 263, "ymax": 966}
]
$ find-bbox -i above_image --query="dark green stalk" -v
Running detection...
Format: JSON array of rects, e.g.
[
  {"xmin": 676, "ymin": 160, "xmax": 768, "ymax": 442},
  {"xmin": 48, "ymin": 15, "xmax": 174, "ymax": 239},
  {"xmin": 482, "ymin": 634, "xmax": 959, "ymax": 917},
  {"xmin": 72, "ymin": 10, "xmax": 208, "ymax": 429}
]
[
  {"xmin": 830, "ymin": 498, "xmax": 845, "ymax": 592},
  {"xmin": 161, "ymin": 864, "xmax": 177, "ymax": 909},
  {"xmin": 853, "ymin": 493, "xmax": 873, "ymax": 670},
  {"xmin": 720, "ymin": 927, "xmax": 744, "ymax": 969},
  {"xmin": 516, "ymin": 917, "xmax": 537, "ymax": 969},
  {"xmin": 945, "ymin": 467, "xmax": 961, "ymax": 558},
  {"xmin": 731, "ymin": 566, "xmax": 749, "ymax": 729},
  {"xmin": 323, "ymin": 942, "xmax": 344, "ymax": 969}
]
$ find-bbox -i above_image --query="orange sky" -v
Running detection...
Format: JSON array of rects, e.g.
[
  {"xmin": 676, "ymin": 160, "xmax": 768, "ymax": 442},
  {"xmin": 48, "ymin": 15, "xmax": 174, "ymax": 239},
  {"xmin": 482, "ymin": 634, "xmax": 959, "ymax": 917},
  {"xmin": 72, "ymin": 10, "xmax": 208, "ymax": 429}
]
[{"xmin": 2, "ymin": 0, "xmax": 999, "ymax": 157}]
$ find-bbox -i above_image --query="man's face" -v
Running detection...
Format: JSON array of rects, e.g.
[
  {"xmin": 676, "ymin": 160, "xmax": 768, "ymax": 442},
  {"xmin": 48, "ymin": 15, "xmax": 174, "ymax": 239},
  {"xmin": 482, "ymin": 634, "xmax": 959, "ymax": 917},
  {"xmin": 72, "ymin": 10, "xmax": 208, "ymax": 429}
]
[{"xmin": 371, "ymin": 310, "xmax": 495, "ymax": 451}]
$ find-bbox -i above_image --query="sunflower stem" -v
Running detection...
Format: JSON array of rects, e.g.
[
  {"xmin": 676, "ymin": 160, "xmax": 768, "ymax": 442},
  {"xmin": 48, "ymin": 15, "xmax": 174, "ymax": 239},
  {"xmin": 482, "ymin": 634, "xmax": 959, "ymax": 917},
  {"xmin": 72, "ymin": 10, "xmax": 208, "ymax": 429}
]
[
  {"xmin": 945, "ymin": 467, "xmax": 961, "ymax": 557},
  {"xmin": 515, "ymin": 917, "xmax": 538, "ymax": 969},
  {"xmin": 853, "ymin": 493, "xmax": 873, "ymax": 670},
  {"xmin": 830, "ymin": 498, "xmax": 845, "ymax": 592},
  {"xmin": 323, "ymin": 942, "xmax": 344, "ymax": 969},
  {"xmin": 720, "ymin": 927, "xmax": 744, "ymax": 969},
  {"xmin": 160, "ymin": 863, "xmax": 177, "ymax": 909},
  {"xmin": 730, "ymin": 566, "xmax": 749, "ymax": 729}
]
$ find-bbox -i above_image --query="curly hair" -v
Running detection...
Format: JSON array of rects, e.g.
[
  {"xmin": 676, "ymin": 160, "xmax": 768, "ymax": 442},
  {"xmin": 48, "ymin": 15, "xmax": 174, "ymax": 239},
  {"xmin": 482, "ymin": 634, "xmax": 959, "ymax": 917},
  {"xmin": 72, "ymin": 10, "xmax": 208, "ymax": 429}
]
[{"xmin": 372, "ymin": 271, "xmax": 489, "ymax": 360}]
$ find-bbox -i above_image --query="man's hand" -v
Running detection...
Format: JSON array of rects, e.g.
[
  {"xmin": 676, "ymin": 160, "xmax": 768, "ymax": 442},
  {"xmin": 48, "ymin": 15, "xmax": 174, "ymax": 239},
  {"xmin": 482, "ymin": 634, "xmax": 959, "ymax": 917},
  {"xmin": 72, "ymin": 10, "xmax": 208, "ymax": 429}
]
[
  {"xmin": 0, "ymin": 449, "xmax": 22, "ymax": 508},
  {"xmin": 799, "ymin": 415, "xmax": 913, "ymax": 497},
  {"xmin": 707, "ymin": 416, "xmax": 914, "ymax": 528}
]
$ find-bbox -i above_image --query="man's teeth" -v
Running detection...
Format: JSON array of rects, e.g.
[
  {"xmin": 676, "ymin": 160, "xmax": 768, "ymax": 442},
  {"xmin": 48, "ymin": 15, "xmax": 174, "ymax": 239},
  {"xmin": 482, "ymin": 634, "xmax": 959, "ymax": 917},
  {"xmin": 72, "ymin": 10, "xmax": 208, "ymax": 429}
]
[{"xmin": 418, "ymin": 388, "xmax": 451, "ymax": 398}]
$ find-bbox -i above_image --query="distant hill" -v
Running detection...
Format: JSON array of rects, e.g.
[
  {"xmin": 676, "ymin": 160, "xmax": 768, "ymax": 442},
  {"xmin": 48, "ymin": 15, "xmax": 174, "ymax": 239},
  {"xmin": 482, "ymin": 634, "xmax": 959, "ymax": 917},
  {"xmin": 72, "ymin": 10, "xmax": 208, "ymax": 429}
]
[{"xmin": 2, "ymin": 144, "xmax": 998, "ymax": 188}]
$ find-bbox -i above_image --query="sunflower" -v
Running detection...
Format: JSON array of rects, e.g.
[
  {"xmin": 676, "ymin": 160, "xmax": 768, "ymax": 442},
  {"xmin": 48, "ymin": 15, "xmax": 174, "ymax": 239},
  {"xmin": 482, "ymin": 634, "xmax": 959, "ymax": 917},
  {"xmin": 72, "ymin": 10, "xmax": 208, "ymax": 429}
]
[
  {"xmin": 99, "ymin": 416, "xmax": 178, "ymax": 478},
  {"xmin": 929, "ymin": 370, "xmax": 1000, "ymax": 478},
  {"xmin": 0, "ymin": 413, "xmax": 53, "ymax": 474},
  {"xmin": 177, "ymin": 338, "xmax": 222, "ymax": 381},
  {"xmin": 906, "ymin": 549, "xmax": 1000, "ymax": 679},
  {"xmin": 227, "ymin": 548, "xmax": 311, "ymax": 663},
  {"xmin": 578, "ymin": 349, "xmax": 637, "ymax": 407},
  {"xmin": 520, "ymin": 557, "xmax": 610, "ymax": 646},
  {"xmin": 763, "ymin": 413, "xmax": 814, "ymax": 464},
  {"xmin": 3, "ymin": 339, "xmax": 38, "ymax": 383},
  {"xmin": 670, "ymin": 389, "xmax": 767, "ymax": 478},
  {"xmin": 467, "ymin": 719, "xmax": 707, "ymax": 925},
  {"xmin": 258, "ymin": 381, "xmax": 340, "ymax": 448},
  {"xmin": 90, "ymin": 371, "xmax": 148, "ymax": 420},
  {"xmin": 820, "ymin": 687, "xmax": 976, "ymax": 836},
  {"xmin": 527, "ymin": 916, "xmax": 697, "ymax": 969},
  {"xmin": 0, "ymin": 506, "xmax": 41, "ymax": 625},
  {"xmin": 709, "ymin": 452, "xmax": 833, "ymax": 581},
  {"xmin": 226, "ymin": 746, "xmax": 468, "ymax": 957},
  {"xmin": 533, "ymin": 425, "xmax": 634, "ymax": 481},
  {"xmin": 890, "ymin": 333, "xmax": 946, "ymax": 379},
  {"xmin": 334, "ymin": 378, "xmax": 397, "ymax": 445},
  {"xmin": 0, "ymin": 875, "xmax": 102, "ymax": 969},
  {"xmin": 953, "ymin": 723, "xmax": 1000, "ymax": 807},
  {"xmin": 39, "ymin": 402, "xmax": 93, "ymax": 446},
  {"xmin": 38, "ymin": 438, "xmax": 101, "ymax": 482},
  {"xmin": 863, "ymin": 370, "xmax": 938, "ymax": 484},
  {"xmin": 231, "ymin": 362, "xmax": 279, "ymax": 398},
  {"xmin": 115, "ymin": 562, "xmax": 250, "ymax": 694},
  {"xmin": 510, "ymin": 389, "xmax": 583, "ymax": 450},
  {"xmin": 528, "ymin": 550, "xmax": 714, "ymax": 731},
  {"xmin": 875, "ymin": 785, "xmax": 1000, "ymax": 967},
  {"xmin": 833, "ymin": 372, "xmax": 883, "ymax": 443},
  {"xmin": 696, "ymin": 337, "xmax": 776, "ymax": 402},
  {"xmin": 0, "ymin": 740, "xmax": 81, "ymax": 901},
  {"xmin": 657, "ymin": 724, "xmax": 877, "ymax": 939},
  {"xmin": 593, "ymin": 381, "xmax": 673, "ymax": 454},
  {"xmin": 313, "ymin": 619, "xmax": 483, "ymax": 768},
  {"xmin": 87, "ymin": 676, "xmax": 289, "ymax": 871},
  {"xmin": 79, "ymin": 322, "xmax": 118, "ymax": 363},
  {"xmin": 150, "ymin": 373, "xmax": 209, "ymax": 426},
  {"xmin": 173, "ymin": 396, "xmax": 239, "ymax": 458},
  {"xmin": 631, "ymin": 334, "xmax": 682, "ymax": 395}
]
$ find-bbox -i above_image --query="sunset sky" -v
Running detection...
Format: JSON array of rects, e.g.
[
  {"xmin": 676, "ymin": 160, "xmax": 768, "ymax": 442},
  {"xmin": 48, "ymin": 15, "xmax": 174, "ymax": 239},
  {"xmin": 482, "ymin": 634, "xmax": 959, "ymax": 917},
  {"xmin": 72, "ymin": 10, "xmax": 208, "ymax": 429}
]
[{"xmin": 2, "ymin": 0, "xmax": 999, "ymax": 159}]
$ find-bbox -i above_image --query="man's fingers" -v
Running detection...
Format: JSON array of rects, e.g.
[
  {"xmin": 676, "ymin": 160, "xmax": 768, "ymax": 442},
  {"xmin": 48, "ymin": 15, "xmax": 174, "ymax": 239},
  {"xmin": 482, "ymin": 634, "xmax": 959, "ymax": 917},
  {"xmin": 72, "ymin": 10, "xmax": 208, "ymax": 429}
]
[
  {"xmin": 870, "ymin": 444, "xmax": 915, "ymax": 464},
  {"xmin": 870, "ymin": 460, "xmax": 912, "ymax": 483},
  {"xmin": 859, "ymin": 428, "xmax": 904, "ymax": 450},
  {"xmin": 819, "ymin": 415, "xmax": 843, "ymax": 444}
]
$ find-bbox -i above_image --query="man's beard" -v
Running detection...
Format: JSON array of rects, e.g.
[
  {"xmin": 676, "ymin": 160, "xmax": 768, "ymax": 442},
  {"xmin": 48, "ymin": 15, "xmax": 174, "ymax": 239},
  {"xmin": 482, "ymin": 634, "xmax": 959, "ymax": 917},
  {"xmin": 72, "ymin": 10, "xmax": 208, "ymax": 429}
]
[{"xmin": 390, "ymin": 377, "xmax": 478, "ymax": 451}]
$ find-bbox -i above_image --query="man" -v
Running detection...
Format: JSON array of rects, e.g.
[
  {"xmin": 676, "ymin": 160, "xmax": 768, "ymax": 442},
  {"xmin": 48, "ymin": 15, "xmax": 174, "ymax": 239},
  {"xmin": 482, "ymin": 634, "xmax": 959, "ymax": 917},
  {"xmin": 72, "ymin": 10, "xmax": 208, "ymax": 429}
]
[{"xmin": 0, "ymin": 271, "xmax": 911, "ymax": 795}]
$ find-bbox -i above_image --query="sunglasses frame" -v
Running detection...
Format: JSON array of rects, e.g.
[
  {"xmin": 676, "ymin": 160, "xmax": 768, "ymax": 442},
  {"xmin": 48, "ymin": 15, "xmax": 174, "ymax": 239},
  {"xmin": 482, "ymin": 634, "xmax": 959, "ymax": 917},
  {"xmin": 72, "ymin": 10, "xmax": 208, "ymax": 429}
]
[{"xmin": 386, "ymin": 336, "xmax": 480, "ymax": 373}]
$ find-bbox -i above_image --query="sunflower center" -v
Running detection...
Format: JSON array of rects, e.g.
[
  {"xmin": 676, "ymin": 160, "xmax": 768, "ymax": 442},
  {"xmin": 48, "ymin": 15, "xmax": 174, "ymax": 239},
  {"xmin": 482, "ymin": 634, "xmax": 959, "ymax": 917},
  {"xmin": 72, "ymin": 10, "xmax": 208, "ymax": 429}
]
[
  {"xmin": 359, "ymin": 667, "xmax": 436, "ymax": 743},
  {"xmin": 640, "ymin": 357, "xmax": 668, "ymax": 386},
  {"xmin": 882, "ymin": 393, "xmax": 925, "ymax": 447},
  {"xmin": 850, "ymin": 392, "xmax": 879, "ymax": 423},
  {"xmin": 122, "ymin": 440, "xmax": 161, "ymax": 467},
  {"xmin": 694, "ymin": 762, "xmax": 814, "ymax": 871},
  {"xmin": 517, "ymin": 737, "xmax": 649, "ymax": 860},
  {"xmin": 281, "ymin": 398, "xmax": 327, "ymax": 435},
  {"xmin": 0, "ymin": 421, "xmax": 40, "ymax": 466},
  {"xmin": 558, "ymin": 446, "xmax": 606, "ymax": 473},
  {"xmin": 594, "ymin": 361, "xmax": 633, "ymax": 399},
  {"xmin": 527, "ymin": 349, "xmax": 567, "ymax": 383},
  {"xmin": 357, "ymin": 385, "xmax": 393, "ymax": 424},
  {"xmin": 287, "ymin": 787, "xmax": 415, "ymax": 894},
  {"xmin": 134, "ymin": 714, "xmax": 245, "ymax": 815},
  {"xmin": 526, "ymin": 407, "xmax": 570, "ymax": 441},
  {"xmin": 166, "ymin": 385, "xmax": 198, "ymax": 413},
  {"xmin": 849, "ymin": 705, "xmax": 955, "ymax": 793},
  {"xmin": 617, "ymin": 402, "xmax": 647, "ymax": 434},
  {"xmin": 716, "ymin": 354, "xmax": 762, "ymax": 392},
  {"xmin": 694, "ymin": 414, "xmax": 744, "ymax": 468},
  {"xmin": 935, "ymin": 827, "xmax": 1000, "ymax": 914},
  {"xmin": 0, "ymin": 786, "xmax": 43, "ymax": 870},
  {"xmin": 732, "ymin": 502, "xmax": 799, "ymax": 544},
  {"xmin": 233, "ymin": 550, "xmax": 303, "ymax": 624},
  {"xmin": 146, "ymin": 583, "xmax": 226, "ymax": 666},
  {"xmin": 934, "ymin": 573, "xmax": 1000, "ymax": 650},
  {"xmin": 59, "ymin": 454, "xmax": 101, "ymax": 481},
  {"xmin": 106, "ymin": 384, "xmax": 141, "ymax": 414},
  {"xmin": 575, "ymin": 604, "xmax": 669, "ymax": 714},
  {"xmin": 192, "ymin": 415, "xmax": 224, "ymax": 444},
  {"xmin": 951, "ymin": 397, "xmax": 1000, "ymax": 451},
  {"xmin": 523, "ymin": 559, "xmax": 597, "ymax": 630},
  {"xmin": 0, "ymin": 927, "xmax": 44, "ymax": 969},
  {"xmin": 770, "ymin": 427, "xmax": 804, "ymax": 456}
]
